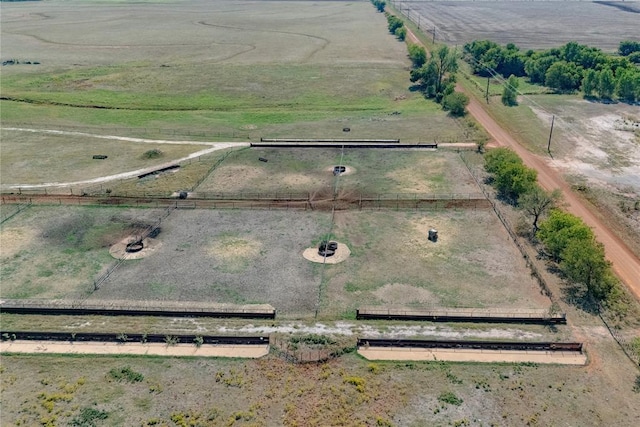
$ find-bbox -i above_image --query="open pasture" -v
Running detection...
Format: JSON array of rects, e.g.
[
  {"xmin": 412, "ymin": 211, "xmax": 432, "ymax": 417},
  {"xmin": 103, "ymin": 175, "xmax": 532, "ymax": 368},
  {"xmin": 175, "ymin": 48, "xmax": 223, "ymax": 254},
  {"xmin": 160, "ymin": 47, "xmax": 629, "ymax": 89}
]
[
  {"xmin": 195, "ymin": 147, "xmax": 481, "ymax": 195},
  {"xmin": 0, "ymin": 0, "xmax": 477, "ymax": 142},
  {"xmin": 406, "ymin": 1, "xmax": 640, "ymax": 51}
]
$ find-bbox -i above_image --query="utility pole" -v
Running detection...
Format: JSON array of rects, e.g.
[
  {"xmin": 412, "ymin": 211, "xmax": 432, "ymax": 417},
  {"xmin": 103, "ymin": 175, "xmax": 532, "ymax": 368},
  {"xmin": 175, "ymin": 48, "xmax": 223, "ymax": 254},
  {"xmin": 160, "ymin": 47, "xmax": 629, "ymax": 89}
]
[
  {"xmin": 432, "ymin": 26, "xmax": 436, "ymax": 43},
  {"xmin": 485, "ymin": 76, "xmax": 490, "ymax": 104},
  {"xmin": 547, "ymin": 115, "xmax": 555, "ymax": 154}
]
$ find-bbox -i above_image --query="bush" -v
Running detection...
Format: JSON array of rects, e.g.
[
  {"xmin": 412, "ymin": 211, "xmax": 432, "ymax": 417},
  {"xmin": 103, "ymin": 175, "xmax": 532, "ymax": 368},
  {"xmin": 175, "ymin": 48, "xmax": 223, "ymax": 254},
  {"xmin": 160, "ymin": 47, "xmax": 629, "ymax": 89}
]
[
  {"xmin": 142, "ymin": 149, "xmax": 163, "ymax": 159},
  {"xmin": 70, "ymin": 407, "xmax": 109, "ymax": 427},
  {"xmin": 442, "ymin": 92, "xmax": 469, "ymax": 116},
  {"xmin": 438, "ymin": 391, "xmax": 463, "ymax": 406},
  {"xmin": 108, "ymin": 366, "xmax": 144, "ymax": 383}
]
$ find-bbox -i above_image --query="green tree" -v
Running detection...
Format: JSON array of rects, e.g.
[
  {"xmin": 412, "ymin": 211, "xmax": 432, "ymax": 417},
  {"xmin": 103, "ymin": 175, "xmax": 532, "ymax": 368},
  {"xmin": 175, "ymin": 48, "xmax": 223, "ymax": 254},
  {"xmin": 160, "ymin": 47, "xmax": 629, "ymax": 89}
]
[
  {"xmin": 386, "ymin": 15, "xmax": 403, "ymax": 34},
  {"xmin": 494, "ymin": 163, "xmax": 537, "ymax": 203},
  {"xmin": 484, "ymin": 147, "xmax": 521, "ymax": 174},
  {"xmin": 518, "ymin": 187, "xmax": 562, "ymax": 234},
  {"xmin": 619, "ymin": 40, "xmax": 640, "ymax": 56},
  {"xmin": 537, "ymin": 210, "xmax": 594, "ymax": 261},
  {"xmin": 410, "ymin": 46, "xmax": 458, "ymax": 101},
  {"xmin": 501, "ymin": 74, "xmax": 519, "ymax": 106},
  {"xmin": 371, "ymin": 0, "xmax": 385, "ymax": 13},
  {"xmin": 545, "ymin": 61, "xmax": 581, "ymax": 92},
  {"xmin": 581, "ymin": 68, "xmax": 598, "ymax": 98},
  {"xmin": 597, "ymin": 68, "xmax": 615, "ymax": 99},
  {"xmin": 408, "ymin": 44, "xmax": 427, "ymax": 68},
  {"xmin": 615, "ymin": 69, "xmax": 638, "ymax": 103},
  {"xmin": 561, "ymin": 240, "xmax": 614, "ymax": 301},
  {"xmin": 442, "ymin": 92, "xmax": 469, "ymax": 116},
  {"xmin": 395, "ymin": 26, "xmax": 407, "ymax": 41}
]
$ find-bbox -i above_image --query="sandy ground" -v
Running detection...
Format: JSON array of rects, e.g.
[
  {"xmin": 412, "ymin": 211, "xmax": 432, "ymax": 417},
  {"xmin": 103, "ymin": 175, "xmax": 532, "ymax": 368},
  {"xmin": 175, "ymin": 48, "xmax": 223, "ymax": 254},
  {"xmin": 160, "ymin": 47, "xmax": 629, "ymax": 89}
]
[
  {"xmin": 0, "ymin": 340, "xmax": 269, "ymax": 358},
  {"xmin": 358, "ymin": 347, "xmax": 587, "ymax": 365},
  {"xmin": 302, "ymin": 242, "xmax": 351, "ymax": 264}
]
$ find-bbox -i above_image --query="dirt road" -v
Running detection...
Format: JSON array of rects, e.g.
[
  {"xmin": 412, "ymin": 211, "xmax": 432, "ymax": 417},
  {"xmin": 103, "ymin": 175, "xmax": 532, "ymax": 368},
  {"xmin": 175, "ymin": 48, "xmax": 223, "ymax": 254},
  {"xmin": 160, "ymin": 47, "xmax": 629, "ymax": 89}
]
[
  {"xmin": 402, "ymin": 22, "xmax": 640, "ymax": 299},
  {"xmin": 464, "ymin": 90, "xmax": 640, "ymax": 300}
]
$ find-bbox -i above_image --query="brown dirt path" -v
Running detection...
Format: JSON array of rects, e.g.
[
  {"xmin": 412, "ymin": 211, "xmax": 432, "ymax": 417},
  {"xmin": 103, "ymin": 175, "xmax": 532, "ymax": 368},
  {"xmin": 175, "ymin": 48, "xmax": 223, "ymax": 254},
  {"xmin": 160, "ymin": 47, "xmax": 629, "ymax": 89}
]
[{"xmin": 403, "ymin": 22, "xmax": 640, "ymax": 299}]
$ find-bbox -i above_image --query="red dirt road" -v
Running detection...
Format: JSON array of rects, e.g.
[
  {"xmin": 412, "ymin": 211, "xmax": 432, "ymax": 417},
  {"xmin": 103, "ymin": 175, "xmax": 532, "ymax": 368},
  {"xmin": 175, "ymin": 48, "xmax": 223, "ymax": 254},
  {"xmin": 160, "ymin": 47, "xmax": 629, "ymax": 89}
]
[
  {"xmin": 402, "ymin": 21, "xmax": 640, "ymax": 299},
  {"xmin": 464, "ymin": 91, "xmax": 640, "ymax": 300}
]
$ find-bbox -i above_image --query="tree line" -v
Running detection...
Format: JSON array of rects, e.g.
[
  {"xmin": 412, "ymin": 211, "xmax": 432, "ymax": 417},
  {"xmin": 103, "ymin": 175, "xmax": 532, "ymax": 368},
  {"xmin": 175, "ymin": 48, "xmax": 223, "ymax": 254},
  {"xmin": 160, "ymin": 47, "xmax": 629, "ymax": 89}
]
[
  {"xmin": 464, "ymin": 39, "xmax": 640, "ymax": 102},
  {"xmin": 371, "ymin": 1, "xmax": 469, "ymax": 116},
  {"xmin": 484, "ymin": 148, "xmax": 630, "ymax": 315}
]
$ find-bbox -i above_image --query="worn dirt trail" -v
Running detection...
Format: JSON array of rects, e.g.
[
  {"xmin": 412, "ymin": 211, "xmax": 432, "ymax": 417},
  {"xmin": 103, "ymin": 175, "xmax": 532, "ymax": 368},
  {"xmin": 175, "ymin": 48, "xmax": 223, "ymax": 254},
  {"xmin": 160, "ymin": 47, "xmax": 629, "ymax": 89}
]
[{"xmin": 463, "ymin": 91, "xmax": 640, "ymax": 300}]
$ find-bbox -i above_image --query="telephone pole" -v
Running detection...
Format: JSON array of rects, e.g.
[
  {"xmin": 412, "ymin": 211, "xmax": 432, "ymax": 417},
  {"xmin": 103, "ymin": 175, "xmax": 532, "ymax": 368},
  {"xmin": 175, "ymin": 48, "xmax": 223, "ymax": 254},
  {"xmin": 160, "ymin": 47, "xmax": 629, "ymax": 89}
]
[{"xmin": 547, "ymin": 115, "xmax": 555, "ymax": 155}]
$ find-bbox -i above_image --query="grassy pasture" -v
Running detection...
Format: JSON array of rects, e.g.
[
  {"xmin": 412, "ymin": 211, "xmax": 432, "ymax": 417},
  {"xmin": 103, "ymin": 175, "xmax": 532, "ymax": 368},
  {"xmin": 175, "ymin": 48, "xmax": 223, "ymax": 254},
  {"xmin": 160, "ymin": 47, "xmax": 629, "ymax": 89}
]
[
  {"xmin": 196, "ymin": 148, "xmax": 481, "ymax": 195},
  {"xmin": 0, "ymin": 0, "xmax": 478, "ymax": 143},
  {"xmin": 2, "ymin": 338, "xmax": 639, "ymax": 427},
  {"xmin": 410, "ymin": 1, "xmax": 640, "ymax": 51},
  {"xmin": 0, "ymin": 129, "xmax": 210, "ymax": 185}
]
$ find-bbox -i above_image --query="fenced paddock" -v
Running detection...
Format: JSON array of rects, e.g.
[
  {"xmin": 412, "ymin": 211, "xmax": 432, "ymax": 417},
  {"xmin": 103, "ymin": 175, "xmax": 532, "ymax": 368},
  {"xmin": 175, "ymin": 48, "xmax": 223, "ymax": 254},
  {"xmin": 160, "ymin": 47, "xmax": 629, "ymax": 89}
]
[{"xmin": 1, "ymin": 206, "xmax": 548, "ymax": 318}]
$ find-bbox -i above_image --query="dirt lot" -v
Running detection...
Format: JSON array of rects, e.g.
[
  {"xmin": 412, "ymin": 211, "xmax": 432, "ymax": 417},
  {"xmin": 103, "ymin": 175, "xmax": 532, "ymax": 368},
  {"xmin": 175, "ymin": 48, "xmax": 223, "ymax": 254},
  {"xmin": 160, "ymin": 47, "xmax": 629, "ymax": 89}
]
[
  {"xmin": 407, "ymin": 0, "xmax": 640, "ymax": 51},
  {"xmin": 2, "ymin": 205, "xmax": 546, "ymax": 318}
]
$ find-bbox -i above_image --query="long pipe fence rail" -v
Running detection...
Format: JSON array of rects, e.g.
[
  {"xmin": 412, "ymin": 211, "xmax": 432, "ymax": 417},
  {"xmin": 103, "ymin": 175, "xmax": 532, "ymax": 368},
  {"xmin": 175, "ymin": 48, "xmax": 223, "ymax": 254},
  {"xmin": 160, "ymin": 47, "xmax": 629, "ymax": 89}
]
[
  {"xmin": 357, "ymin": 338, "xmax": 583, "ymax": 353},
  {"xmin": 0, "ymin": 331, "xmax": 268, "ymax": 345},
  {"xmin": 251, "ymin": 142, "xmax": 437, "ymax": 149},
  {"xmin": 1, "ymin": 193, "xmax": 490, "ymax": 211},
  {"xmin": 356, "ymin": 307, "xmax": 566, "ymax": 324},
  {"xmin": 0, "ymin": 299, "xmax": 276, "ymax": 319},
  {"xmin": 259, "ymin": 138, "xmax": 400, "ymax": 143}
]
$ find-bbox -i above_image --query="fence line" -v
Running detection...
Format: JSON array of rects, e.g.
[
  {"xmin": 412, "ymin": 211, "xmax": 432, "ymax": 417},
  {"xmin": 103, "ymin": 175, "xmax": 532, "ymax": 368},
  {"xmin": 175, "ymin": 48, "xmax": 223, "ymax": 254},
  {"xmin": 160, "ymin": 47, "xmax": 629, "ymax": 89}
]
[{"xmin": 458, "ymin": 152, "xmax": 554, "ymax": 299}]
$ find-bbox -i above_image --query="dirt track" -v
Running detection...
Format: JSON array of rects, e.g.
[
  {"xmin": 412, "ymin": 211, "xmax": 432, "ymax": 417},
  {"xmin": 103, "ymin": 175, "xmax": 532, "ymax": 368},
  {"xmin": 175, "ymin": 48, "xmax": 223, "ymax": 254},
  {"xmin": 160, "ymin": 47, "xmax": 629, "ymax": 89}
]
[{"xmin": 463, "ymin": 92, "xmax": 640, "ymax": 300}]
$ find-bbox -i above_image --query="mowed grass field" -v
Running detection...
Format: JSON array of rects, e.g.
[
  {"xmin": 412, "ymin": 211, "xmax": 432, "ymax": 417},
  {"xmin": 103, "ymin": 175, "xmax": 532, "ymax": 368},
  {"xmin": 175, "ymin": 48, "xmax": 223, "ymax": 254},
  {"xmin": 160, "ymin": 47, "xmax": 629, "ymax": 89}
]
[
  {"xmin": 0, "ymin": 0, "xmax": 479, "ymax": 143},
  {"xmin": 410, "ymin": 1, "xmax": 640, "ymax": 51}
]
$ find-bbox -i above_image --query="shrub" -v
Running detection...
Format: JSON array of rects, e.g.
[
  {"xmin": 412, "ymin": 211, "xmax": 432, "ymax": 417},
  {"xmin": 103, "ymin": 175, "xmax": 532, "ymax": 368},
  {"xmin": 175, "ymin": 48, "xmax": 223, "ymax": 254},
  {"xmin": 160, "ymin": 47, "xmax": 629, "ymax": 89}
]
[
  {"xmin": 442, "ymin": 92, "xmax": 469, "ymax": 116},
  {"xmin": 108, "ymin": 366, "xmax": 144, "ymax": 383},
  {"xmin": 70, "ymin": 407, "xmax": 109, "ymax": 427},
  {"xmin": 142, "ymin": 149, "xmax": 163, "ymax": 159},
  {"xmin": 438, "ymin": 391, "xmax": 463, "ymax": 406}
]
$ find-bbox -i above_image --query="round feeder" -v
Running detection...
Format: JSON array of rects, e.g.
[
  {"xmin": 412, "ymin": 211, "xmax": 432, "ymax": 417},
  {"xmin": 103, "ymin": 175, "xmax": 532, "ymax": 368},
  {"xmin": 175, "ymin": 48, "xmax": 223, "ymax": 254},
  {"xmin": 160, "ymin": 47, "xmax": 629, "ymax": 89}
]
[
  {"xmin": 126, "ymin": 240, "xmax": 144, "ymax": 253},
  {"xmin": 428, "ymin": 229, "xmax": 438, "ymax": 242},
  {"xmin": 333, "ymin": 166, "xmax": 346, "ymax": 176},
  {"xmin": 318, "ymin": 240, "xmax": 338, "ymax": 257}
]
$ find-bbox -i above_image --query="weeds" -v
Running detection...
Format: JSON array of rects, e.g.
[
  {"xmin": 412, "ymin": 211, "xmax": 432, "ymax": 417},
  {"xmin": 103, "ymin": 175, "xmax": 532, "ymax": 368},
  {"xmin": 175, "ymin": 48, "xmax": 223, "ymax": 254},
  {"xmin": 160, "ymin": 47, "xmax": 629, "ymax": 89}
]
[
  {"xmin": 108, "ymin": 366, "xmax": 144, "ymax": 383},
  {"xmin": 69, "ymin": 407, "xmax": 109, "ymax": 427},
  {"xmin": 438, "ymin": 391, "xmax": 463, "ymax": 406}
]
